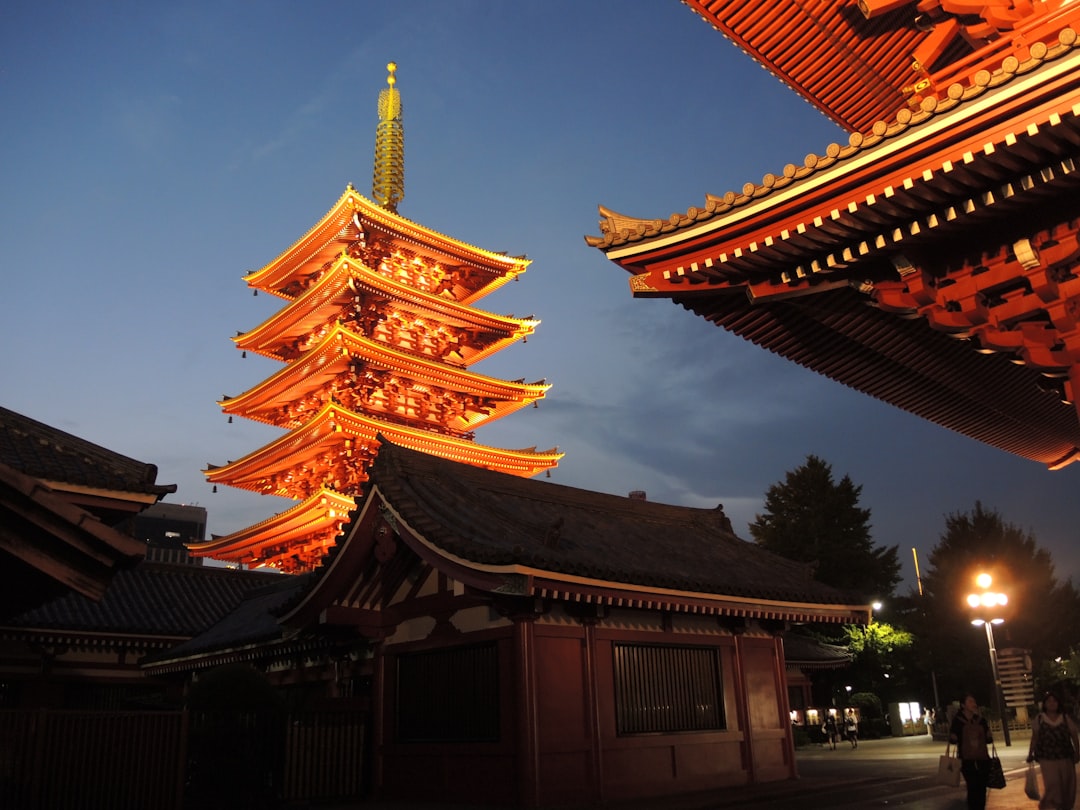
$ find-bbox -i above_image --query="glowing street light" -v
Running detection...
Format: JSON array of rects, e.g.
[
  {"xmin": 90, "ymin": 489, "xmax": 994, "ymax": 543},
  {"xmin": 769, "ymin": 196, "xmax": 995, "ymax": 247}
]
[{"xmin": 967, "ymin": 573, "xmax": 1011, "ymax": 746}]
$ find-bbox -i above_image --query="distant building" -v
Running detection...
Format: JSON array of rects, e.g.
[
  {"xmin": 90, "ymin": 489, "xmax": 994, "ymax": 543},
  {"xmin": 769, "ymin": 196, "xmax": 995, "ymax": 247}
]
[{"xmin": 135, "ymin": 502, "xmax": 207, "ymax": 565}]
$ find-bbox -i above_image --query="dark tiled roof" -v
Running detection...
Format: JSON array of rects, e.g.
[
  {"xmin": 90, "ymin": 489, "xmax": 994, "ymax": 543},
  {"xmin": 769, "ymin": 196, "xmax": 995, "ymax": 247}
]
[
  {"xmin": 0, "ymin": 406, "xmax": 175, "ymax": 497},
  {"xmin": 3, "ymin": 561, "xmax": 286, "ymax": 638},
  {"xmin": 0, "ymin": 460, "xmax": 146, "ymax": 612},
  {"xmin": 145, "ymin": 574, "xmax": 311, "ymax": 662},
  {"xmin": 369, "ymin": 441, "xmax": 858, "ymax": 606},
  {"xmin": 783, "ymin": 633, "xmax": 852, "ymax": 670}
]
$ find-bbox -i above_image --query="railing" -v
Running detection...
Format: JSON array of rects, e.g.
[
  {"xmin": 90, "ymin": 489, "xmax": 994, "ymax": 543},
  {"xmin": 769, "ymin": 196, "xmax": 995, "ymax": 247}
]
[
  {"xmin": 0, "ymin": 707, "xmax": 367, "ymax": 809},
  {"xmin": 0, "ymin": 709, "xmax": 187, "ymax": 810}
]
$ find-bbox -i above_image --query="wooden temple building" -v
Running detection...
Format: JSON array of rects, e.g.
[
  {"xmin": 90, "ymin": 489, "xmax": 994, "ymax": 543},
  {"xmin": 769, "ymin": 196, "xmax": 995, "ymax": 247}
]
[
  {"xmin": 194, "ymin": 63, "xmax": 560, "ymax": 572},
  {"xmin": 149, "ymin": 440, "xmax": 869, "ymax": 807},
  {"xmin": 0, "ymin": 406, "xmax": 174, "ymax": 619},
  {"xmin": 588, "ymin": 1, "xmax": 1080, "ymax": 468}
]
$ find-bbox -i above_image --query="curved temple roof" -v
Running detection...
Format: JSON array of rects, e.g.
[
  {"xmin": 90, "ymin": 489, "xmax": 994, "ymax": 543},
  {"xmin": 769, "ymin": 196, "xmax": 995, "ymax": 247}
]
[
  {"xmin": 589, "ymin": 15, "xmax": 1080, "ymax": 469},
  {"xmin": 356, "ymin": 441, "xmax": 869, "ymax": 624}
]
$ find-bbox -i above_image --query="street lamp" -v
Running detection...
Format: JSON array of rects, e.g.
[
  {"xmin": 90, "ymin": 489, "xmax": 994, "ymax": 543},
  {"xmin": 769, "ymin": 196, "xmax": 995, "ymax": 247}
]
[{"xmin": 967, "ymin": 573, "xmax": 1011, "ymax": 747}]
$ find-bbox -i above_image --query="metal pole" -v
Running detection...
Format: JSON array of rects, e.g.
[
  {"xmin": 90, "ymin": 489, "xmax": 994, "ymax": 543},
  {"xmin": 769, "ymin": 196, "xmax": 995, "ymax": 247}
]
[
  {"xmin": 985, "ymin": 622, "xmax": 1012, "ymax": 747},
  {"xmin": 912, "ymin": 548, "xmax": 942, "ymax": 712}
]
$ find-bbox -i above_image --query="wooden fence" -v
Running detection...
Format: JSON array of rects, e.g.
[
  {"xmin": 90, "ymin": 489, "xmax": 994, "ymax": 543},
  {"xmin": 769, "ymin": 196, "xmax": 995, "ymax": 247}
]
[{"xmin": 0, "ymin": 708, "xmax": 366, "ymax": 809}]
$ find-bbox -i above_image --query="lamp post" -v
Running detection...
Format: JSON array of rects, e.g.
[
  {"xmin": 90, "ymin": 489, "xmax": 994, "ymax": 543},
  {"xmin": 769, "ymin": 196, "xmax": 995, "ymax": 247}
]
[{"xmin": 967, "ymin": 573, "xmax": 1011, "ymax": 747}]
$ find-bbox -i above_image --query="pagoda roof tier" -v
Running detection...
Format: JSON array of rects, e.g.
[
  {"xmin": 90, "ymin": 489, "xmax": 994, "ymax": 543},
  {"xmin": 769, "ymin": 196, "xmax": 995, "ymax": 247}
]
[
  {"xmin": 205, "ymin": 402, "xmax": 562, "ymax": 495},
  {"xmin": 221, "ymin": 322, "xmax": 550, "ymax": 431},
  {"xmin": 589, "ymin": 28, "xmax": 1080, "ymax": 468},
  {"xmin": 681, "ymin": 0, "xmax": 1079, "ymax": 135},
  {"xmin": 244, "ymin": 186, "xmax": 529, "ymax": 305},
  {"xmin": 188, "ymin": 488, "xmax": 356, "ymax": 570},
  {"xmin": 234, "ymin": 254, "xmax": 538, "ymax": 365}
]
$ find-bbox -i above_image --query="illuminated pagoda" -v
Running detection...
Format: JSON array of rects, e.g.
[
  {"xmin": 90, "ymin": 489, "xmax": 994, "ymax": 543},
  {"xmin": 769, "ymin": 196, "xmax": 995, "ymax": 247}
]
[
  {"xmin": 196, "ymin": 63, "xmax": 560, "ymax": 572},
  {"xmin": 588, "ymin": 1, "xmax": 1080, "ymax": 469}
]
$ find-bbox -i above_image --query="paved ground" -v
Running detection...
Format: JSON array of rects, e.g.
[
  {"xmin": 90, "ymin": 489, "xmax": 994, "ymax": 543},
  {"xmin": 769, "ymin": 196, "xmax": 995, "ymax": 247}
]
[{"xmin": 330, "ymin": 731, "xmax": 1044, "ymax": 809}]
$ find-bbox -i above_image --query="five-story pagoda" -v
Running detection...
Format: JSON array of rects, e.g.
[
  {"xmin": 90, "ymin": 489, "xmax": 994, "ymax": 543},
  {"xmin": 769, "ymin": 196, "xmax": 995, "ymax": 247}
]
[{"xmin": 193, "ymin": 63, "xmax": 561, "ymax": 572}]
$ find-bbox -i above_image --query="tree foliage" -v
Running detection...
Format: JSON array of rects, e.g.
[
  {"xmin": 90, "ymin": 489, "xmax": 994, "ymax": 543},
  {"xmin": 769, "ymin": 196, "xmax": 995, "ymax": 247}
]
[
  {"xmin": 908, "ymin": 502, "xmax": 1080, "ymax": 709},
  {"xmin": 749, "ymin": 455, "xmax": 901, "ymax": 600}
]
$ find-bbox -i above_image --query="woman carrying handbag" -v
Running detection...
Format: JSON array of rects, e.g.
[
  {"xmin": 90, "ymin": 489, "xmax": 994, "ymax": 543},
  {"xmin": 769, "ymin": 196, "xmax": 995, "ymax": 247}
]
[
  {"xmin": 1026, "ymin": 691, "xmax": 1080, "ymax": 809},
  {"xmin": 950, "ymin": 693, "xmax": 993, "ymax": 810}
]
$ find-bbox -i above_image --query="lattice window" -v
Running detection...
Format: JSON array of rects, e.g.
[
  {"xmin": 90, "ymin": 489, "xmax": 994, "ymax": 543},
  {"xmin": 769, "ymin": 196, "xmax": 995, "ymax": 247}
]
[
  {"xmin": 613, "ymin": 643, "xmax": 725, "ymax": 735},
  {"xmin": 395, "ymin": 642, "xmax": 499, "ymax": 742}
]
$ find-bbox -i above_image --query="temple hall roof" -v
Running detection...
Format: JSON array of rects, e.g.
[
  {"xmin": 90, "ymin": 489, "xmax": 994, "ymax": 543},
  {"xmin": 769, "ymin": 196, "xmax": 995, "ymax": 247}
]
[
  {"xmin": 680, "ymin": 0, "xmax": 1078, "ymax": 135},
  {"xmin": 0, "ymin": 405, "xmax": 176, "ymax": 499},
  {"xmin": 367, "ymin": 441, "xmax": 865, "ymax": 614},
  {"xmin": 2, "ymin": 561, "xmax": 286, "ymax": 642},
  {"xmin": 588, "ymin": 20, "xmax": 1080, "ymax": 469}
]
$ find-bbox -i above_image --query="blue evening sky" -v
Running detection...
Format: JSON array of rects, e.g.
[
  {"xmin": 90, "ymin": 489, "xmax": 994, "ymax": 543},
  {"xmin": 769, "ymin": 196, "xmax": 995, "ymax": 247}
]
[{"xmin": 2, "ymin": 1, "xmax": 1077, "ymax": 594}]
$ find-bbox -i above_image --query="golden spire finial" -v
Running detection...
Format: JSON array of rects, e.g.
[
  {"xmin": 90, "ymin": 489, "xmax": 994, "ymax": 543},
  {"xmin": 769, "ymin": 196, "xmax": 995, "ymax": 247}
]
[{"xmin": 373, "ymin": 61, "xmax": 404, "ymax": 212}]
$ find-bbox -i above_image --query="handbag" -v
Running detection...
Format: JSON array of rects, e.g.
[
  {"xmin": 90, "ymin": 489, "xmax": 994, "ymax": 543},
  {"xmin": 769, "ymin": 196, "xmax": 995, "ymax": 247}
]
[
  {"xmin": 1025, "ymin": 761, "xmax": 1041, "ymax": 800},
  {"xmin": 987, "ymin": 745, "xmax": 1006, "ymax": 790},
  {"xmin": 936, "ymin": 744, "xmax": 962, "ymax": 787}
]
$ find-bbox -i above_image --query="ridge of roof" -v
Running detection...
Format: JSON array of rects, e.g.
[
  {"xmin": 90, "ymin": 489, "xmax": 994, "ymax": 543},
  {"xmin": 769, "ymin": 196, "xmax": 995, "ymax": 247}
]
[
  {"xmin": 369, "ymin": 441, "xmax": 860, "ymax": 608},
  {"xmin": 587, "ymin": 25, "xmax": 1079, "ymax": 251}
]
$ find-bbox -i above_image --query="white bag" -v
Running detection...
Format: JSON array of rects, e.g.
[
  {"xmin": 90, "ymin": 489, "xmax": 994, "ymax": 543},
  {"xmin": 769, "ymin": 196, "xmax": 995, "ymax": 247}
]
[{"xmin": 936, "ymin": 744, "xmax": 962, "ymax": 788}]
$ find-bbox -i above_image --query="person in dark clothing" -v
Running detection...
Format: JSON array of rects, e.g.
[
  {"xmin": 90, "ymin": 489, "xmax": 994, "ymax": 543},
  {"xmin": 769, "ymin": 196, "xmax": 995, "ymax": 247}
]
[
  {"xmin": 823, "ymin": 713, "xmax": 839, "ymax": 750},
  {"xmin": 949, "ymin": 693, "xmax": 993, "ymax": 810}
]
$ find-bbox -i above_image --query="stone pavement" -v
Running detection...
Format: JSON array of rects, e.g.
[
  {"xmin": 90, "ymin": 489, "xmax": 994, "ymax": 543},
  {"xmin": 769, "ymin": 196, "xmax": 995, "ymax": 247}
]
[{"xmin": 331, "ymin": 732, "xmax": 1050, "ymax": 810}]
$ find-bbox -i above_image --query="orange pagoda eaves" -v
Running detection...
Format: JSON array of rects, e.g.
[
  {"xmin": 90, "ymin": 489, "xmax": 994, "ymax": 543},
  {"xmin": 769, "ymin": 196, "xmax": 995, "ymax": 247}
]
[
  {"xmin": 233, "ymin": 254, "xmax": 538, "ymax": 366},
  {"xmin": 188, "ymin": 488, "xmax": 356, "ymax": 569},
  {"xmin": 220, "ymin": 322, "xmax": 550, "ymax": 432},
  {"xmin": 244, "ymin": 186, "xmax": 530, "ymax": 305},
  {"xmin": 206, "ymin": 402, "xmax": 561, "ymax": 497},
  {"xmin": 681, "ymin": 0, "xmax": 1080, "ymax": 134}
]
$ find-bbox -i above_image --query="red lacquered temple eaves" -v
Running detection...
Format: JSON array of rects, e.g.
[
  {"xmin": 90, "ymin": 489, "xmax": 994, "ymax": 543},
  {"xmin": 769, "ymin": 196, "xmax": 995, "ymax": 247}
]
[{"xmin": 589, "ymin": 1, "xmax": 1080, "ymax": 469}]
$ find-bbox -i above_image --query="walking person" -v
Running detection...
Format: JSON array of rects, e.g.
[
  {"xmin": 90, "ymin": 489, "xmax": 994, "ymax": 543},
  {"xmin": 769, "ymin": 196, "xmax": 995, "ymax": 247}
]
[
  {"xmin": 949, "ymin": 693, "xmax": 993, "ymax": 810},
  {"xmin": 823, "ymin": 713, "xmax": 839, "ymax": 750},
  {"xmin": 1026, "ymin": 691, "xmax": 1080, "ymax": 809},
  {"xmin": 845, "ymin": 709, "xmax": 859, "ymax": 749}
]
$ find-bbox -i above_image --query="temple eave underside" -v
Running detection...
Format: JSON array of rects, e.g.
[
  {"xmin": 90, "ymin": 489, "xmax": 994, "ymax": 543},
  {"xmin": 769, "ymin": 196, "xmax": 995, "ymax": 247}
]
[{"xmin": 588, "ymin": 22, "xmax": 1080, "ymax": 467}]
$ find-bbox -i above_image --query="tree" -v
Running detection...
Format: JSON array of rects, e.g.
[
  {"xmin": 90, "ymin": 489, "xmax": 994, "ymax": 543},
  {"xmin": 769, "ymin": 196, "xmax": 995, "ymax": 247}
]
[
  {"xmin": 749, "ymin": 455, "xmax": 901, "ymax": 600},
  {"xmin": 843, "ymin": 621, "xmax": 916, "ymax": 701},
  {"xmin": 909, "ymin": 502, "xmax": 1080, "ymax": 710}
]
